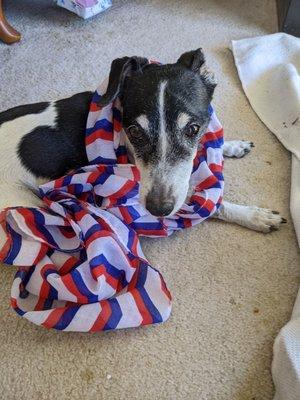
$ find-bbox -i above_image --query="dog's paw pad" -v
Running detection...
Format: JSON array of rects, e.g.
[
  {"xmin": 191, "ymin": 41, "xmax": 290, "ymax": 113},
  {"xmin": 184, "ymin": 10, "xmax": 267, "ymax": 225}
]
[{"xmin": 223, "ymin": 140, "xmax": 254, "ymax": 158}]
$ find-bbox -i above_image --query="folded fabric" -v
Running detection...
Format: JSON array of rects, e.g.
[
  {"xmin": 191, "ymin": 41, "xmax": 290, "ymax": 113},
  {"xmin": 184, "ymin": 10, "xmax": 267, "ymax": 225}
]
[
  {"xmin": 56, "ymin": 0, "xmax": 112, "ymax": 19},
  {"xmin": 0, "ymin": 76, "xmax": 224, "ymax": 332},
  {"xmin": 231, "ymin": 33, "xmax": 300, "ymax": 400},
  {"xmin": 231, "ymin": 32, "xmax": 300, "ymax": 246}
]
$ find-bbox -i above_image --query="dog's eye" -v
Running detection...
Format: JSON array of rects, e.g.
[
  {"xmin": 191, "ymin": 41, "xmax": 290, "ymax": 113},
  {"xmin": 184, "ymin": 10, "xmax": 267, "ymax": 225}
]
[
  {"xmin": 127, "ymin": 125, "xmax": 143, "ymax": 139},
  {"xmin": 187, "ymin": 124, "xmax": 200, "ymax": 136}
]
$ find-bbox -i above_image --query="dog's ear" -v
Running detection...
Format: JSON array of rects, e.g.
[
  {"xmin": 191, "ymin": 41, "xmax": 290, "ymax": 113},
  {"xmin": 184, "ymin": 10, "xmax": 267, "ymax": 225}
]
[
  {"xmin": 176, "ymin": 48, "xmax": 206, "ymax": 72},
  {"xmin": 98, "ymin": 56, "xmax": 148, "ymax": 107},
  {"xmin": 177, "ymin": 49, "xmax": 217, "ymax": 96}
]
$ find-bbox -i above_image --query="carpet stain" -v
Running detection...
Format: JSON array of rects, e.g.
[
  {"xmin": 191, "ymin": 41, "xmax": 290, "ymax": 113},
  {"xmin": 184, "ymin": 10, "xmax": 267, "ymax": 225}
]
[{"xmin": 80, "ymin": 369, "xmax": 94, "ymax": 383}]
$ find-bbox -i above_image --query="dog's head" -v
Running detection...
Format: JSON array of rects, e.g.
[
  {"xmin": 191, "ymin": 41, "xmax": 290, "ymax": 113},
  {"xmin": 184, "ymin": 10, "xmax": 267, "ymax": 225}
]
[{"xmin": 98, "ymin": 49, "xmax": 216, "ymax": 217}]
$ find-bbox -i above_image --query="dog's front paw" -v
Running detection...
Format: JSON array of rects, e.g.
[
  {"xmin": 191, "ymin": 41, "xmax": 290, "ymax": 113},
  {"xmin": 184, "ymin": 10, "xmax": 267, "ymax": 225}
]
[
  {"xmin": 247, "ymin": 207, "xmax": 286, "ymax": 233},
  {"xmin": 223, "ymin": 140, "xmax": 254, "ymax": 158}
]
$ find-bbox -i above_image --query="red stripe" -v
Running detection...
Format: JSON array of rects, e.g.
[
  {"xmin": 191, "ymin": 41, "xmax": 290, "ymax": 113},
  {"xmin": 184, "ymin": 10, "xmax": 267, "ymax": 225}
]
[
  {"xmin": 74, "ymin": 209, "xmax": 87, "ymax": 222},
  {"xmin": 190, "ymin": 194, "xmax": 206, "ymax": 207},
  {"xmin": 42, "ymin": 307, "xmax": 67, "ymax": 329},
  {"xmin": 59, "ymin": 256, "xmax": 79, "ymax": 275},
  {"xmin": 160, "ymin": 276, "xmax": 172, "ymax": 301},
  {"xmin": 183, "ymin": 219, "xmax": 192, "ymax": 228},
  {"xmin": 11, "ymin": 297, "xmax": 18, "ymax": 309},
  {"xmin": 58, "ymin": 226, "xmax": 76, "ymax": 239},
  {"xmin": 117, "ymin": 155, "xmax": 128, "ymax": 164},
  {"xmin": 195, "ymin": 174, "xmax": 218, "ymax": 191},
  {"xmin": 90, "ymin": 102, "xmax": 101, "ymax": 112},
  {"xmin": 0, "ymin": 210, "xmax": 12, "ymax": 262},
  {"xmin": 17, "ymin": 209, "xmax": 48, "ymax": 243},
  {"xmin": 114, "ymin": 120, "xmax": 122, "ymax": 133},
  {"xmin": 109, "ymin": 180, "xmax": 136, "ymax": 200},
  {"xmin": 87, "ymin": 170, "xmax": 102, "ymax": 184},
  {"xmin": 209, "ymin": 163, "xmax": 223, "ymax": 173},
  {"xmin": 85, "ymin": 230, "xmax": 112, "ymax": 248},
  {"xmin": 91, "ymin": 264, "xmax": 118, "ymax": 290},
  {"xmin": 130, "ymin": 288, "xmax": 153, "ymax": 325},
  {"xmin": 61, "ymin": 274, "xmax": 89, "ymax": 304},
  {"xmin": 86, "ymin": 129, "xmax": 113, "ymax": 145},
  {"xmin": 90, "ymin": 301, "xmax": 112, "ymax": 332},
  {"xmin": 131, "ymin": 167, "xmax": 140, "ymax": 182},
  {"xmin": 203, "ymin": 199, "xmax": 215, "ymax": 212},
  {"xmin": 131, "ymin": 232, "xmax": 139, "ymax": 255},
  {"xmin": 118, "ymin": 207, "xmax": 133, "ymax": 224},
  {"xmin": 135, "ymin": 229, "xmax": 168, "ymax": 237},
  {"xmin": 201, "ymin": 128, "xmax": 223, "ymax": 143}
]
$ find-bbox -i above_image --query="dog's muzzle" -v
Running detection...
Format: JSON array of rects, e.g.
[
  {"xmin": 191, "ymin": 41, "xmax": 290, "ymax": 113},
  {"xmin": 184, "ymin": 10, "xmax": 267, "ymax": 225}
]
[{"xmin": 145, "ymin": 187, "xmax": 175, "ymax": 217}]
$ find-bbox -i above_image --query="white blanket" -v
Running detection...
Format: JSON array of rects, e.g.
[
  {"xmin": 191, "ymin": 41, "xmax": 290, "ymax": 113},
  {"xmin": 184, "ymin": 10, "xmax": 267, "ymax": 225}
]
[{"xmin": 232, "ymin": 33, "xmax": 300, "ymax": 400}]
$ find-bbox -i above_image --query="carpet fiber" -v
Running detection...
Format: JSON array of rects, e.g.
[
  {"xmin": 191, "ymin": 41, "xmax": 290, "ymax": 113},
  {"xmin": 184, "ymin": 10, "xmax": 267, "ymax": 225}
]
[{"xmin": 0, "ymin": 1, "xmax": 299, "ymax": 399}]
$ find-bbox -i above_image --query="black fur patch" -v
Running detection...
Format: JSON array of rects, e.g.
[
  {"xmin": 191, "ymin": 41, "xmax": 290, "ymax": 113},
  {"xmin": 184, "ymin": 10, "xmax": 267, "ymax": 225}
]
[
  {"xmin": 18, "ymin": 91, "xmax": 93, "ymax": 179},
  {"xmin": 0, "ymin": 102, "xmax": 49, "ymax": 127}
]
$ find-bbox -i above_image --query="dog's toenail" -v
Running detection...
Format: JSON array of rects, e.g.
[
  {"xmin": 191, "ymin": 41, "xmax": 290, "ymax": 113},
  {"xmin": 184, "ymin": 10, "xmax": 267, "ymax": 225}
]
[
  {"xmin": 250, "ymin": 142, "xmax": 255, "ymax": 147},
  {"xmin": 272, "ymin": 210, "xmax": 279, "ymax": 214},
  {"xmin": 269, "ymin": 226, "xmax": 279, "ymax": 232},
  {"xmin": 281, "ymin": 218, "xmax": 287, "ymax": 223}
]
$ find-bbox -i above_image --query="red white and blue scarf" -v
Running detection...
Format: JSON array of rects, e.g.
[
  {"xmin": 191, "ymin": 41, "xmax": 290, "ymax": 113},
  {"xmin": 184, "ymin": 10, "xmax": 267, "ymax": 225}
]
[{"xmin": 0, "ymin": 78, "xmax": 224, "ymax": 332}]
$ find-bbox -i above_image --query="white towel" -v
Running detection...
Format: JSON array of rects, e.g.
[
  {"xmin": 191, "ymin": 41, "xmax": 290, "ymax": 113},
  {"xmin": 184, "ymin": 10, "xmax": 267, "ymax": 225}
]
[{"xmin": 232, "ymin": 32, "xmax": 300, "ymax": 400}]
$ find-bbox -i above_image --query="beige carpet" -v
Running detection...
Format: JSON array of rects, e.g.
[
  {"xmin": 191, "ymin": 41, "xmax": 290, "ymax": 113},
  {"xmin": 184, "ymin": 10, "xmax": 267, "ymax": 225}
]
[{"xmin": 0, "ymin": 1, "xmax": 299, "ymax": 399}]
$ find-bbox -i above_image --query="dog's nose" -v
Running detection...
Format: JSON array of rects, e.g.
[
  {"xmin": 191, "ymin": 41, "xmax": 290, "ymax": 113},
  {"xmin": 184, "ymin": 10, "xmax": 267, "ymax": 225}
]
[{"xmin": 145, "ymin": 197, "xmax": 174, "ymax": 217}]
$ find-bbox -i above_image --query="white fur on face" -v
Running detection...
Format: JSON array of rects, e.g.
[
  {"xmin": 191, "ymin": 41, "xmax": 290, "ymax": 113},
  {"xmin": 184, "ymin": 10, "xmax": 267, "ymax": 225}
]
[
  {"xmin": 136, "ymin": 114, "xmax": 149, "ymax": 131},
  {"xmin": 158, "ymin": 81, "xmax": 168, "ymax": 162},
  {"xmin": 177, "ymin": 112, "xmax": 190, "ymax": 129}
]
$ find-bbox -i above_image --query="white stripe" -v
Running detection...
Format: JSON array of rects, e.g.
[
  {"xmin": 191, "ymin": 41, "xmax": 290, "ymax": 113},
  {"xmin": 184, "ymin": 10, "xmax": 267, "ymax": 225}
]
[
  {"xmin": 116, "ymin": 292, "xmax": 143, "ymax": 329},
  {"xmin": 63, "ymin": 302, "xmax": 102, "ymax": 332}
]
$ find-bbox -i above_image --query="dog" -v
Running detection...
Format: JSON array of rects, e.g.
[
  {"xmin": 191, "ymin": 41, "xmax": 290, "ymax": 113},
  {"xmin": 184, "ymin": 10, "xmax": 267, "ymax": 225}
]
[{"xmin": 0, "ymin": 49, "xmax": 286, "ymax": 243}]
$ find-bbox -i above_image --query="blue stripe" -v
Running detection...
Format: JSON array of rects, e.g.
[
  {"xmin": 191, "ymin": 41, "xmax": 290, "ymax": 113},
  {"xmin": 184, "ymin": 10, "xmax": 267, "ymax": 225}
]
[
  {"xmin": 194, "ymin": 205, "xmax": 213, "ymax": 218},
  {"xmin": 53, "ymin": 306, "xmax": 81, "ymax": 330},
  {"xmin": 43, "ymin": 297, "xmax": 54, "ymax": 310},
  {"xmin": 126, "ymin": 228, "xmax": 136, "ymax": 250},
  {"xmin": 112, "ymin": 107, "xmax": 122, "ymax": 123},
  {"xmin": 31, "ymin": 209, "xmax": 59, "ymax": 248},
  {"xmin": 103, "ymin": 299, "xmax": 122, "ymax": 330},
  {"xmin": 4, "ymin": 225, "xmax": 22, "ymax": 264},
  {"xmin": 213, "ymin": 172, "xmax": 224, "ymax": 181},
  {"xmin": 127, "ymin": 206, "xmax": 141, "ymax": 220},
  {"xmin": 86, "ymin": 118, "xmax": 113, "ymax": 136},
  {"xmin": 13, "ymin": 305, "xmax": 26, "ymax": 317},
  {"xmin": 202, "ymin": 138, "xmax": 223, "ymax": 149},
  {"xmin": 62, "ymin": 174, "xmax": 73, "ymax": 187},
  {"xmin": 71, "ymin": 269, "xmax": 99, "ymax": 302},
  {"xmin": 91, "ymin": 91, "xmax": 102, "ymax": 104},
  {"xmin": 85, "ymin": 224, "xmax": 102, "ymax": 241},
  {"xmin": 136, "ymin": 264, "xmax": 163, "ymax": 323},
  {"xmin": 116, "ymin": 145, "xmax": 127, "ymax": 157},
  {"xmin": 89, "ymin": 254, "xmax": 128, "ymax": 286},
  {"xmin": 89, "ymin": 156, "xmax": 117, "ymax": 166},
  {"xmin": 90, "ymin": 171, "xmax": 111, "ymax": 186},
  {"xmin": 131, "ymin": 221, "xmax": 164, "ymax": 231}
]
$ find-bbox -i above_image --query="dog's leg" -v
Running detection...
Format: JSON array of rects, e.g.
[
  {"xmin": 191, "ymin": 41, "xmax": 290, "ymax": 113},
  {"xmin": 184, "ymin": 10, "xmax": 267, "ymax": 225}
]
[
  {"xmin": 223, "ymin": 140, "xmax": 254, "ymax": 158},
  {"xmin": 214, "ymin": 200, "xmax": 286, "ymax": 232}
]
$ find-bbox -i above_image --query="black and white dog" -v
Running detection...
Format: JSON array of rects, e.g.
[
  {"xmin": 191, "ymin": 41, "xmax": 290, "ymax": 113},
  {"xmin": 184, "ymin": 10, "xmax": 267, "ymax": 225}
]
[{"xmin": 0, "ymin": 49, "xmax": 286, "ymax": 237}]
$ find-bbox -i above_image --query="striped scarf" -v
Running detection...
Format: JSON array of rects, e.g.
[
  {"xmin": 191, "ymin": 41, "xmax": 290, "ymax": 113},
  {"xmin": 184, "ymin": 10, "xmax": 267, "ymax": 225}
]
[{"xmin": 0, "ymin": 79, "xmax": 224, "ymax": 332}]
